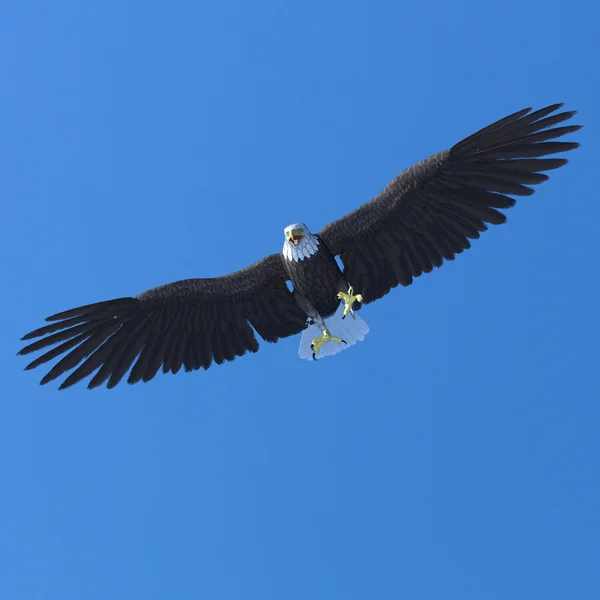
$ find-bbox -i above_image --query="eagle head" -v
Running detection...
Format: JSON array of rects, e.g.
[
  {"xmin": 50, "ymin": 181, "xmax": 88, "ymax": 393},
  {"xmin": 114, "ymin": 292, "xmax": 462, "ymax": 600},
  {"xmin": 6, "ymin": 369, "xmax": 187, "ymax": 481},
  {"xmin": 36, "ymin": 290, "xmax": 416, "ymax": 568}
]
[
  {"xmin": 282, "ymin": 223, "xmax": 319, "ymax": 262},
  {"xmin": 284, "ymin": 222, "xmax": 309, "ymax": 247}
]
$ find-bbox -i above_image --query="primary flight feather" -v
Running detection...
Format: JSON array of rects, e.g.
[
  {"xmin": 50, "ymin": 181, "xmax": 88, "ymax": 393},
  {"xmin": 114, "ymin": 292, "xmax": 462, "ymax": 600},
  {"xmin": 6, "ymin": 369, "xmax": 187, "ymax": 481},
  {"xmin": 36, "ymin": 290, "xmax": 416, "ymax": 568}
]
[{"xmin": 19, "ymin": 103, "xmax": 582, "ymax": 389}]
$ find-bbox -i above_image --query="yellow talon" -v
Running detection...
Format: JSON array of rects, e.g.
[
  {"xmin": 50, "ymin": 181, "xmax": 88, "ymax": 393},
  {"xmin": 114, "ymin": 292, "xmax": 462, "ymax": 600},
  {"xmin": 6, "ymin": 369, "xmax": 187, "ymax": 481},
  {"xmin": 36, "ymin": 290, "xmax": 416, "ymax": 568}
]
[
  {"xmin": 311, "ymin": 329, "xmax": 346, "ymax": 360},
  {"xmin": 336, "ymin": 286, "xmax": 363, "ymax": 319}
]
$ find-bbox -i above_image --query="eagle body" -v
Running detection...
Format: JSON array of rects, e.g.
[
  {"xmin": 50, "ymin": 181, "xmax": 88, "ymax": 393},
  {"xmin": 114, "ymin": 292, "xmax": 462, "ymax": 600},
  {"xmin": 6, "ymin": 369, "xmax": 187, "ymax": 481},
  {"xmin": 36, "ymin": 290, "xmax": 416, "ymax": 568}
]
[
  {"xmin": 18, "ymin": 103, "xmax": 583, "ymax": 389},
  {"xmin": 281, "ymin": 227, "xmax": 343, "ymax": 319},
  {"xmin": 278, "ymin": 224, "xmax": 368, "ymax": 360}
]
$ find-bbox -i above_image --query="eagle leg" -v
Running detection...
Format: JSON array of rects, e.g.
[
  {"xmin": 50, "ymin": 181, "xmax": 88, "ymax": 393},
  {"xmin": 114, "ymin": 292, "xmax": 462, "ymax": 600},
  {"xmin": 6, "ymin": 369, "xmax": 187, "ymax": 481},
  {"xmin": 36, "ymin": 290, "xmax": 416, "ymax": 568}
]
[
  {"xmin": 292, "ymin": 292, "xmax": 347, "ymax": 359},
  {"xmin": 311, "ymin": 329, "xmax": 346, "ymax": 360},
  {"xmin": 337, "ymin": 286, "xmax": 363, "ymax": 320}
]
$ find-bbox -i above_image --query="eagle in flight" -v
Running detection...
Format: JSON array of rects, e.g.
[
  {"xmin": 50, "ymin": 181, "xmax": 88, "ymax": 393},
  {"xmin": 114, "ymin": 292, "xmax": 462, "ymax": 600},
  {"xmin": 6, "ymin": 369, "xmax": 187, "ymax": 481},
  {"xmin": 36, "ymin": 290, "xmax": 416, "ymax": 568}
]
[{"xmin": 19, "ymin": 103, "xmax": 581, "ymax": 390}]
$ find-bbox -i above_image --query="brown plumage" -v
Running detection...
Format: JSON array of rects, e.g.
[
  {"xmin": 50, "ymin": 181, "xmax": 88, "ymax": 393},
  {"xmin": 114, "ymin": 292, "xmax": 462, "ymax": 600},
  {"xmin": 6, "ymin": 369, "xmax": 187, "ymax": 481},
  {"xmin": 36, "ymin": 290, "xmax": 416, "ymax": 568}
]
[
  {"xmin": 283, "ymin": 245, "xmax": 343, "ymax": 318},
  {"xmin": 19, "ymin": 255, "xmax": 307, "ymax": 389},
  {"xmin": 318, "ymin": 103, "xmax": 581, "ymax": 303},
  {"xmin": 18, "ymin": 103, "xmax": 582, "ymax": 389}
]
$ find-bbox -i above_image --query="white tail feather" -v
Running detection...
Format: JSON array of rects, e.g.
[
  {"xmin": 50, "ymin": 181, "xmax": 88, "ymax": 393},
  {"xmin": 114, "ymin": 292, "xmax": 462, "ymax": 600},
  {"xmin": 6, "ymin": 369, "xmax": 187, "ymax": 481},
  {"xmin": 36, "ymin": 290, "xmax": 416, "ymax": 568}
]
[{"xmin": 298, "ymin": 302, "xmax": 370, "ymax": 361}]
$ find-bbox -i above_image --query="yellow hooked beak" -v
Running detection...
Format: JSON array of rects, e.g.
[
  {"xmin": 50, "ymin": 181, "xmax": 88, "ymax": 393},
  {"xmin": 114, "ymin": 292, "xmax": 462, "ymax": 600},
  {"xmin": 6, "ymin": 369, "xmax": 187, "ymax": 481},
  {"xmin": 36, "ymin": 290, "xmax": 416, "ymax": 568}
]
[{"xmin": 286, "ymin": 229, "xmax": 304, "ymax": 246}]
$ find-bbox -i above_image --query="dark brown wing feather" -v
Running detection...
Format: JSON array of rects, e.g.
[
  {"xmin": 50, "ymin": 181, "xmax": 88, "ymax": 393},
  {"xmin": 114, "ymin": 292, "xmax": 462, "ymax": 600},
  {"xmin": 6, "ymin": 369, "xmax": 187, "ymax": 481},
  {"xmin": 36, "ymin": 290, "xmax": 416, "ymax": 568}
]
[
  {"xmin": 318, "ymin": 104, "xmax": 582, "ymax": 303},
  {"xmin": 18, "ymin": 253, "xmax": 307, "ymax": 390}
]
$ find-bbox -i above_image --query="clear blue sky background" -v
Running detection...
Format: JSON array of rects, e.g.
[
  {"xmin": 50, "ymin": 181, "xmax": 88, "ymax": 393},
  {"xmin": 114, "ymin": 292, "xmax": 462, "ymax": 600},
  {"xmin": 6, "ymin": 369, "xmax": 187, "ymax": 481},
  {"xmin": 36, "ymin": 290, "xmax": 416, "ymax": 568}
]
[{"xmin": 1, "ymin": 1, "xmax": 598, "ymax": 598}]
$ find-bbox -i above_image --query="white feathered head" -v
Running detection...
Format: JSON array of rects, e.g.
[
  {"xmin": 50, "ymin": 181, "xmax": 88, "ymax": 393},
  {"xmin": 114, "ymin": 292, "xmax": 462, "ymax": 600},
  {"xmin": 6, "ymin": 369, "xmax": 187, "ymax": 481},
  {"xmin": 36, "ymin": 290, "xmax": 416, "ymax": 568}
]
[{"xmin": 282, "ymin": 223, "xmax": 319, "ymax": 262}]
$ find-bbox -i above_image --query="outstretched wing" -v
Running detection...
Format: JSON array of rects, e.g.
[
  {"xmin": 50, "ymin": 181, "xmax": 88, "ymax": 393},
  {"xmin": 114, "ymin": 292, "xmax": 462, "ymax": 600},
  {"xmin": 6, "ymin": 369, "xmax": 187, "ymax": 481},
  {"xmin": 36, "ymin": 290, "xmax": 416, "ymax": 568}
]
[
  {"xmin": 318, "ymin": 103, "xmax": 582, "ymax": 303},
  {"xmin": 18, "ymin": 253, "xmax": 307, "ymax": 390}
]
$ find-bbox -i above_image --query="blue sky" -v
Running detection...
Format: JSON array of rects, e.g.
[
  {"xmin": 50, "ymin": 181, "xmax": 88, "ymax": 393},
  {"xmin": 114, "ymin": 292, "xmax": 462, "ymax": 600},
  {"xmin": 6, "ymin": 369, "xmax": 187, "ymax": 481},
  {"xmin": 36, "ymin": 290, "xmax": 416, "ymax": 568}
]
[{"xmin": 1, "ymin": 0, "xmax": 599, "ymax": 598}]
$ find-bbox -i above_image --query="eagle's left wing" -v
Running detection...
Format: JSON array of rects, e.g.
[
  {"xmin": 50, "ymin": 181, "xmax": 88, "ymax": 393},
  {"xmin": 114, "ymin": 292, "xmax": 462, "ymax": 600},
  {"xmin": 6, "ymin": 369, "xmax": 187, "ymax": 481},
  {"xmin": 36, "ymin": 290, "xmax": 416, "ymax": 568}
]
[
  {"xmin": 318, "ymin": 103, "xmax": 581, "ymax": 303},
  {"xmin": 18, "ymin": 253, "xmax": 307, "ymax": 390}
]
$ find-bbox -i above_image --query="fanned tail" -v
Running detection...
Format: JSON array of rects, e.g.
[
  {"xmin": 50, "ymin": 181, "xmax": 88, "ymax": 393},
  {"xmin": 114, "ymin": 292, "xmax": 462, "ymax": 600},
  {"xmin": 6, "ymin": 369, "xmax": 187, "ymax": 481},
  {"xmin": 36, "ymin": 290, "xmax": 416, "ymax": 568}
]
[{"xmin": 298, "ymin": 302, "xmax": 370, "ymax": 361}]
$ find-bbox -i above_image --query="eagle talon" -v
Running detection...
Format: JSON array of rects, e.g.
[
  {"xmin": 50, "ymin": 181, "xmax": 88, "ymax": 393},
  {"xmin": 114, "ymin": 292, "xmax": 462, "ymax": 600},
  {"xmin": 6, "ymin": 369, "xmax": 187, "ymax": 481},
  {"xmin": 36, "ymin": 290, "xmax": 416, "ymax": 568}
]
[
  {"xmin": 311, "ymin": 329, "xmax": 345, "ymax": 360},
  {"xmin": 337, "ymin": 286, "xmax": 363, "ymax": 319}
]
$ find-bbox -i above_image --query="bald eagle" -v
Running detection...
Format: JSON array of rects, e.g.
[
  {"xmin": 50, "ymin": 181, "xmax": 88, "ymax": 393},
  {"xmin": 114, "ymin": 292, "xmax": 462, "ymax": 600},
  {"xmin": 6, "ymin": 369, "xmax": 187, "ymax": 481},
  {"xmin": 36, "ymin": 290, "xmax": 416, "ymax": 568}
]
[{"xmin": 19, "ymin": 103, "xmax": 581, "ymax": 389}]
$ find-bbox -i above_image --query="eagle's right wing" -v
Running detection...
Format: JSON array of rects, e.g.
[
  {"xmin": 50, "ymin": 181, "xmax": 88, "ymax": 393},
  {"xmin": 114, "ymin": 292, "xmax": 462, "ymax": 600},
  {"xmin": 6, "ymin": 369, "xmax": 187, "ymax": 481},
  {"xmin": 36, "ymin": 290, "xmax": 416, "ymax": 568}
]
[
  {"xmin": 18, "ymin": 253, "xmax": 307, "ymax": 389},
  {"xmin": 318, "ymin": 104, "xmax": 581, "ymax": 303}
]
